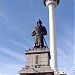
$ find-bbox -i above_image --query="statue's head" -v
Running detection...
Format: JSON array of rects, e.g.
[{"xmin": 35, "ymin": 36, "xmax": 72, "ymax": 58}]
[{"xmin": 37, "ymin": 19, "xmax": 42, "ymax": 25}]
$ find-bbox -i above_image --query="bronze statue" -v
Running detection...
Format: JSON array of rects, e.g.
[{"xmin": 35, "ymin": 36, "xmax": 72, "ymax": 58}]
[{"xmin": 32, "ymin": 19, "xmax": 47, "ymax": 48}]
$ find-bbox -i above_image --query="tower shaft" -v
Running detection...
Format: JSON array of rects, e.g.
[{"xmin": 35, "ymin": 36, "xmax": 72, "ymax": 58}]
[
  {"xmin": 48, "ymin": 3, "xmax": 57, "ymax": 71},
  {"xmin": 43, "ymin": 0, "xmax": 60, "ymax": 71}
]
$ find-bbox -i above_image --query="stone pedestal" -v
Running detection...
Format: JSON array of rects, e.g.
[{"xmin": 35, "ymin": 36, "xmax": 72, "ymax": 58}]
[
  {"xmin": 19, "ymin": 47, "xmax": 54, "ymax": 75},
  {"xmin": 25, "ymin": 47, "xmax": 50, "ymax": 66},
  {"xmin": 19, "ymin": 47, "xmax": 67, "ymax": 75}
]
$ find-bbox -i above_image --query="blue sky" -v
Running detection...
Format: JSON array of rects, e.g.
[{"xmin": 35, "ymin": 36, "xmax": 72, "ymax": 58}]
[{"xmin": 0, "ymin": 0, "xmax": 74, "ymax": 75}]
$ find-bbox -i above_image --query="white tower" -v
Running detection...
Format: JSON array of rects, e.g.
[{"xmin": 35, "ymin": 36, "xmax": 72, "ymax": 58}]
[{"xmin": 44, "ymin": 0, "xmax": 60, "ymax": 71}]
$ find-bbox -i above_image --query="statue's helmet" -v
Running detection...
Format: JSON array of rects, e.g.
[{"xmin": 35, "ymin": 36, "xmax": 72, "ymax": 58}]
[{"xmin": 37, "ymin": 19, "xmax": 42, "ymax": 24}]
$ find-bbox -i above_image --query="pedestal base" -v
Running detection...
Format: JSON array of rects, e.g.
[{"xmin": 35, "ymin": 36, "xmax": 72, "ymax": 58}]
[
  {"xmin": 19, "ymin": 47, "xmax": 67, "ymax": 75},
  {"xmin": 20, "ymin": 72, "xmax": 54, "ymax": 75}
]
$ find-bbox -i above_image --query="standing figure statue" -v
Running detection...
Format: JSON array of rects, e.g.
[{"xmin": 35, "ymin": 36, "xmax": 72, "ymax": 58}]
[{"xmin": 32, "ymin": 19, "xmax": 47, "ymax": 48}]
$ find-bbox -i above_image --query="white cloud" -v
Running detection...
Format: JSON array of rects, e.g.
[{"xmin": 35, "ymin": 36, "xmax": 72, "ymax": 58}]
[
  {"xmin": 56, "ymin": 21, "xmax": 74, "ymax": 75},
  {"xmin": 57, "ymin": 46, "xmax": 74, "ymax": 75},
  {"xmin": 8, "ymin": 39, "xmax": 28, "ymax": 49},
  {"xmin": 0, "ymin": 61, "xmax": 24, "ymax": 75},
  {"xmin": 0, "ymin": 9, "xmax": 6, "ymax": 19},
  {"xmin": 0, "ymin": 48, "xmax": 25, "ymax": 61}
]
